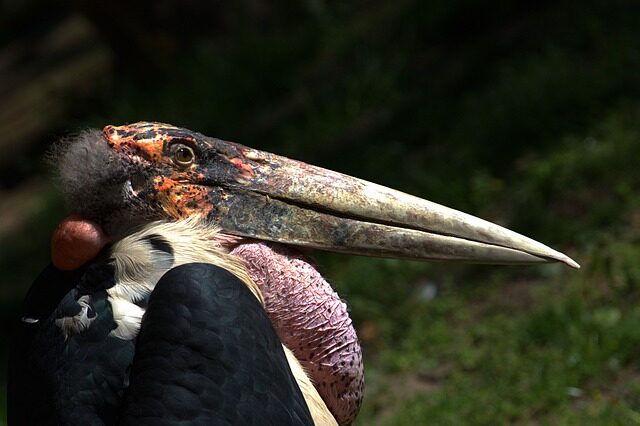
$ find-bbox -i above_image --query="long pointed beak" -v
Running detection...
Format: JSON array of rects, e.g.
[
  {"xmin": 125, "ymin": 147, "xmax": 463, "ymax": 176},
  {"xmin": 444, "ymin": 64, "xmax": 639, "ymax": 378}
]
[{"xmin": 205, "ymin": 146, "xmax": 579, "ymax": 268}]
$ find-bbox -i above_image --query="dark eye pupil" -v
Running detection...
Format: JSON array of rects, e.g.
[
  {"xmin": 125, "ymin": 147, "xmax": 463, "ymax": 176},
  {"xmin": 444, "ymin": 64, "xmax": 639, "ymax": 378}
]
[{"xmin": 175, "ymin": 147, "xmax": 193, "ymax": 163}]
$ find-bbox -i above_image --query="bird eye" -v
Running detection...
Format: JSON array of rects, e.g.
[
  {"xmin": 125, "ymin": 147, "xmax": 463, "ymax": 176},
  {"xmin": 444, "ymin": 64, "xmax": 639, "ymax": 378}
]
[{"xmin": 172, "ymin": 144, "xmax": 195, "ymax": 167}]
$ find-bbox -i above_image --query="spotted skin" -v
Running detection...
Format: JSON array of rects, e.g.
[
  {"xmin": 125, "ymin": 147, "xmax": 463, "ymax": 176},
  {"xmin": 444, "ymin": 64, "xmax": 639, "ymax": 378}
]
[{"xmin": 105, "ymin": 123, "xmax": 213, "ymax": 220}]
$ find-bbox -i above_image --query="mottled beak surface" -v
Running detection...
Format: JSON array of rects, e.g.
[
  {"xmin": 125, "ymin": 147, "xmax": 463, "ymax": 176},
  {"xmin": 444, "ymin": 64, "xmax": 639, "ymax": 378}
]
[{"xmin": 204, "ymin": 145, "xmax": 580, "ymax": 269}]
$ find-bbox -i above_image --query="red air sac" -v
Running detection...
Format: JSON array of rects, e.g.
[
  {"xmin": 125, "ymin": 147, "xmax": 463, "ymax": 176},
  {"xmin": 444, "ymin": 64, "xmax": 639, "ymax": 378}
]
[{"xmin": 51, "ymin": 215, "xmax": 107, "ymax": 270}]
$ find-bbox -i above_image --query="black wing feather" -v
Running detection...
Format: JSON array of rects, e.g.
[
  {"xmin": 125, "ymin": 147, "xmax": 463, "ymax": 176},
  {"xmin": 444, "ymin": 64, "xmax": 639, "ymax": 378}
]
[{"xmin": 120, "ymin": 263, "xmax": 313, "ymax": 426}]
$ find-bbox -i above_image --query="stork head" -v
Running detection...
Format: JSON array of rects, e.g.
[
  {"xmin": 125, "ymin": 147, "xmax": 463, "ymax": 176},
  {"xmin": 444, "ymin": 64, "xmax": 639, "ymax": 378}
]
[{"xmin": 54, "ymin": 121, "xmax": 578, "ymax": 268}]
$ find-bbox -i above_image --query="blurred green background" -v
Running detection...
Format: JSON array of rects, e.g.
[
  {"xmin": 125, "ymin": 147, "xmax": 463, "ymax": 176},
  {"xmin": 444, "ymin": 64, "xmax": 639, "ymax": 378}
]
[{"xmin": 1, "ymin": 1, "xmax": 639, "ymax": 424}]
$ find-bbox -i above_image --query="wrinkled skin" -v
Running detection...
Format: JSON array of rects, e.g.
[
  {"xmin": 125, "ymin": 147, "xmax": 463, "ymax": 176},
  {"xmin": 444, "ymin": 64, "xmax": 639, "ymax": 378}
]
[{"xmin": 232, "ymin": 242, "xmax": 363, "ymax": 425}]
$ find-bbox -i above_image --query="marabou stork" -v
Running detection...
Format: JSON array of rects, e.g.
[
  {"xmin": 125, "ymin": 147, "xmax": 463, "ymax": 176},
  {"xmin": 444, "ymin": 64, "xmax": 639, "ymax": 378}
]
[{"xmin": 8, "ymin": 122, "xmax": 579, "ymax": 425}]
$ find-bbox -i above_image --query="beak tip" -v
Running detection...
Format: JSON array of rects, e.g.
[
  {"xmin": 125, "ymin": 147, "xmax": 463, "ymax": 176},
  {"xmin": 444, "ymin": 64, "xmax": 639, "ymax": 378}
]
[{"xmin": 559, "ymin": 255, "xmax": 580, "ymax": 269}]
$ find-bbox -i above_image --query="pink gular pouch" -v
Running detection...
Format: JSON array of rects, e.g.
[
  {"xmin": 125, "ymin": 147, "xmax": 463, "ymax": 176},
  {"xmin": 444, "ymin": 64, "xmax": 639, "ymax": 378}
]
[{"xmin": 232, "ymin": 242, "xmax": 363, "ymax": 426}]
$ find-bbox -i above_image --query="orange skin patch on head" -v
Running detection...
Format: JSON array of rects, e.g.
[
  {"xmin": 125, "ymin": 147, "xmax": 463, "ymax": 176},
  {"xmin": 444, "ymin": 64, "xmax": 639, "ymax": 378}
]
[
  {"xmin": 103, "ymin": 123, "xmax": 186, "ymax": 165},
  {"xmin": 137, "ymin": 142, "xmax": 163, "ymax": 162},
  {"xmin": 152, "ymin": 176, "xmax": 214, "ymax": 219},
  {"xmin": 51, "ymin": 215, "xmax": 108, "ymax": 270}
]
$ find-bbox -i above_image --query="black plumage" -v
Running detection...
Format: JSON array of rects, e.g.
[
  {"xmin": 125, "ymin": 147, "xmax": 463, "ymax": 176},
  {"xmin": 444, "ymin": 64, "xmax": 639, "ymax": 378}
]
[
  {"xmin": 9, "ymin": 261, "xmax": 135, "ymax": 425},
  {"xmin": 120, "ymin": 263, "xmax": 313, "ymax": 425},
  {"xmin": 9, "ymin": 260, "xmax": 312, "ymax": 425}
]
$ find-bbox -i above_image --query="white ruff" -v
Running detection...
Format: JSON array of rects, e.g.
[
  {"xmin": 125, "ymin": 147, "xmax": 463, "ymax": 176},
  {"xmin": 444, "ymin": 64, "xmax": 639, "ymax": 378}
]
[{"xmin": 107, "ymin": 216, "xmax": 260, "ymax": 339}]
